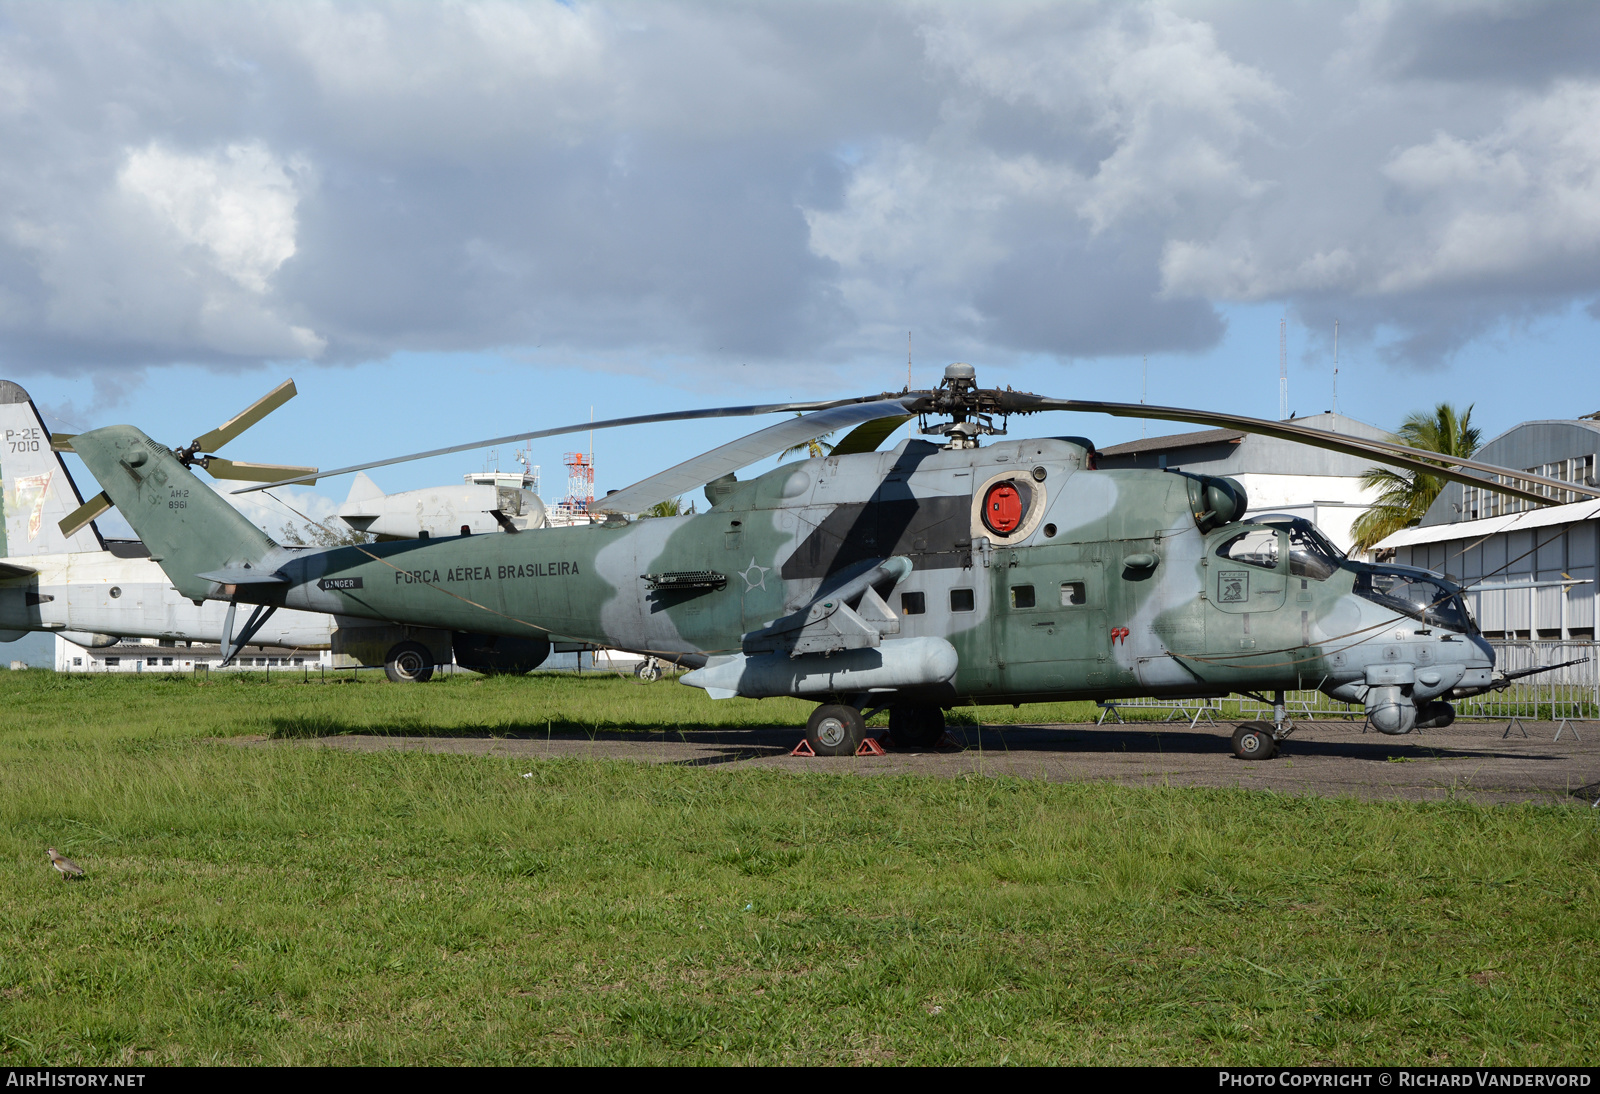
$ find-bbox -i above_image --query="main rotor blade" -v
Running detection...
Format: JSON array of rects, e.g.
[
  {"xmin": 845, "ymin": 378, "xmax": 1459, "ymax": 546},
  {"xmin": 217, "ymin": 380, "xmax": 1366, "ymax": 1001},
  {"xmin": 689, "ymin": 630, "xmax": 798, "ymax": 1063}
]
[
  {"xmin": 1003, "ymin": 395, "xmax": 1587, "ymax": 507},
  {"xmin": 597, "ymin": 399, "xmax": 918, "ymax": 514},
  {"xmin": 191, "ymin": 379, "xmax": 298, "ymax": 454},
  {"xmin": 830, "ymin": 414, "xmax": 915, "ymax": 456},
  {"xmin": 231, "ymin": 394, "xmax": 902, "ymax": 494},
  {"xmin": 201, "ymin": 457, "xmax": 319, "ymax": 485}
]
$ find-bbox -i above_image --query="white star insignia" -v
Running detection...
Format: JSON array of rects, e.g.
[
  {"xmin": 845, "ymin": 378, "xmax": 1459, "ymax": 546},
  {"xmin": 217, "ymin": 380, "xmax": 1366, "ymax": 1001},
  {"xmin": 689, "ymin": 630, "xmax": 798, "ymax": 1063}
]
[{"xmin": 739, "ymin": 557, "xmax": 770, "ymax": 591}]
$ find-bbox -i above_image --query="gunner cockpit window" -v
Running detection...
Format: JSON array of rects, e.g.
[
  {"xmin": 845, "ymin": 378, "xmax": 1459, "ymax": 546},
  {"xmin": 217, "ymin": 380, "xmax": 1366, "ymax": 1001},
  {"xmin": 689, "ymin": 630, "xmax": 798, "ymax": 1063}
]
[{"xmin": 1217, "ymin": 527, "xmax": 1280, "ymax": 570}]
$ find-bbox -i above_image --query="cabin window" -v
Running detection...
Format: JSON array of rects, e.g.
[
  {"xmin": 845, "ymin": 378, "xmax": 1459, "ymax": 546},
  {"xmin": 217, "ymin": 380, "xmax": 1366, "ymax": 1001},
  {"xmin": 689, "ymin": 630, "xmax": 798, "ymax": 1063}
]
[
  {"xmin": 1010, "ymin": 584, "xmax": 1036, "ymax": 609},
  {"xmin": 1217, "ymin": 527, "xmax": 1280, "ymax": 570},
  {"xmin": 950, "ymin": 588, "xmax": 975, "ymax": 612},
  {"xmin": 1060, "ymin": 581, "xmax": 1087, "ymax": 606},
  {"xmin": 901, "ymin": 591, "xmax": 926, "ymax": 616}
]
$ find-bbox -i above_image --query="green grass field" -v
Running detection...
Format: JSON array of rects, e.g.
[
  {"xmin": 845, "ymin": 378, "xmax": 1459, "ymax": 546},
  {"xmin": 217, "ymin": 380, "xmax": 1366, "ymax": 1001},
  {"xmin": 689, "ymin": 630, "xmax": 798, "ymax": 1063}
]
[{"xmin": 3, "ymin": 672, "xmax": 1598, "ymax": 1065}]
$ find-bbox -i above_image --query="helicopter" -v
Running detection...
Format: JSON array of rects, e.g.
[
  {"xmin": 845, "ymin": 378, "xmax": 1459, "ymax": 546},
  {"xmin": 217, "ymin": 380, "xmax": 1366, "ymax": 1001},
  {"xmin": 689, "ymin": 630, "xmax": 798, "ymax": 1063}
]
[{"xmin": 62, "ymin": 363, "xmax": 1600, "ymax": 758}]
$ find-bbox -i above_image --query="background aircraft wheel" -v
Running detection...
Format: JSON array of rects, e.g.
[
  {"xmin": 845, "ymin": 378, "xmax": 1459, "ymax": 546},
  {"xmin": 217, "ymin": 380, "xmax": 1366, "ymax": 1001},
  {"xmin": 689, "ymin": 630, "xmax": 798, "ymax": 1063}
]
[
  {"xmin": 1231, "ymin": 722, "xmax": 1277, "ymax": 761},
  {"xmin": 384, "ymin": 641, "xmax": 435, "ymax": 683},
  {"xmin": 634, "ymin": 658, "xmax": 663, "ymax": 682},
  {"xmin": 889, "ymin": 704, "xmax": 945, "ymax": 747},
  {"xmin": 806, "ymin": 704, "xmax": 866, "ymax": 756}
]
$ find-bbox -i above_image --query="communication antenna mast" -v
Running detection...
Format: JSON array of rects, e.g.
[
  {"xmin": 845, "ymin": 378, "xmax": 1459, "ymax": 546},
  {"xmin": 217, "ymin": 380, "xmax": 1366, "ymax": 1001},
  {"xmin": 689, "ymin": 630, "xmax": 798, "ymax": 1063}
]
[
  {"xmin": 907, "ymin": 331, "xmax": 913, "ymax": 391},
  {"xmin": 1279, "ymin": 317, "xmax": 1288, "ymax": 421},
  {"xmin": 1332, "ymin": 319, "xmax": 1339, "ymax": 417},
  {"xmin": 1141, "ymin": 355, "xmax": 1147, "ymax": 439}
]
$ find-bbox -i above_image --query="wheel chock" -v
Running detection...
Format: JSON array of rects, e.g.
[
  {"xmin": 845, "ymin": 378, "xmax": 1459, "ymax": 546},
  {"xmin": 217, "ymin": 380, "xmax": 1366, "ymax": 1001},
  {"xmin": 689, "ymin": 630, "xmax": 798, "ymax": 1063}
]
[
  {"xmin": 789, "ymin": 739, "xmax": 817, "ymax": 757},
  {"xmin": 855, "ymin": 737, "xmax": 887, "ymax": 757}
]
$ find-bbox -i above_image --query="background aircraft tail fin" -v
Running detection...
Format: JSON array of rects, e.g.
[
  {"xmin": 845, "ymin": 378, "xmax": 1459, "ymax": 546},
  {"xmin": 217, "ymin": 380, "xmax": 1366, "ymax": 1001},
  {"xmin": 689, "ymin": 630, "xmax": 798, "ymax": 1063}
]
[
  {"xmin": 67, "ymin": 424, "xmax": 278, "ymax": 601},
  {"xmin": 344, "ymin": 471, "xmax": 384, "ymax": 506},
  {"xmin": 0, "ymin": 381, "xmax": 104, "ymax": 557}
]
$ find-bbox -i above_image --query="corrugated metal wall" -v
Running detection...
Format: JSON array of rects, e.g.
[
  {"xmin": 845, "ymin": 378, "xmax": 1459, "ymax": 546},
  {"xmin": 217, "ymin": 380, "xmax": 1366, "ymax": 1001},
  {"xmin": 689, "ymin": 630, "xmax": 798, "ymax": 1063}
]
[{"xmin": 1395, "ymin": 518, "xmax": 1598, "ymax": 638}]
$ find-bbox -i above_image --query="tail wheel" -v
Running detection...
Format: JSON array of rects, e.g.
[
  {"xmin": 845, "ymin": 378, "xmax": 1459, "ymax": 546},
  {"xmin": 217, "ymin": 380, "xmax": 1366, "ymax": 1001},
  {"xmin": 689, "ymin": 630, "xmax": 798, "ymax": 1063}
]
[
  {"xmin": 889, "ymin": 704, "xmax": 945, "ymax": 747},
  {"xmin": 1231, "ymin": 721, "xmax": 1277, "ymax": 761},
  {"xmin": 385, "ymin": 641, "xmax": 435, "ymax": 683},
  {"xmin": 806, "ymin": 704, "xmax": 866, "ymax": 757}
]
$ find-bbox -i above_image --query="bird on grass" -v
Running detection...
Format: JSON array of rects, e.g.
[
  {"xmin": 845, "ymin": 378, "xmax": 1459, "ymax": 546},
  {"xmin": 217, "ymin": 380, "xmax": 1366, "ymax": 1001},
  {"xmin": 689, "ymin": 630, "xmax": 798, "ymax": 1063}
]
[{"xmin": 47, "ymin": 848, "xmax": 84, "ymax": 880}]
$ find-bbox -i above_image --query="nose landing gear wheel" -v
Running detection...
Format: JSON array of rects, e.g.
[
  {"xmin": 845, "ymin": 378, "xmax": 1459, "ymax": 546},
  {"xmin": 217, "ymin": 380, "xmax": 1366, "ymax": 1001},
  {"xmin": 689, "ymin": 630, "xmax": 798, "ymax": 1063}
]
[
  {"xmin": 806, "ymin": 703, "xmax": 867, "ymax": 757},
  {"xmin": 1231, "ymin": 721, "xmax": 1278, "ymax": 761},
  {"xmin": 634, "ymin": 657, "xmax": 663, "ymax": 682}
]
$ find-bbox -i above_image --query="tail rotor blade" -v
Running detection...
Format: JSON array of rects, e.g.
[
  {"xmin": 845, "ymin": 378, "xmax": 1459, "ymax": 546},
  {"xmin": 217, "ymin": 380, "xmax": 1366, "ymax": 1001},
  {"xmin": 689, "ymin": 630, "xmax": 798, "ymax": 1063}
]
[
  {"xmin": 190, "ymin": 379, "xmax": 298, "ymax": 454},
  {"xmin": 58, "ymin": 491, "xmax": 112, "ymax": 538},
  {"xmin": 201, "ymin": 457, "xmax": 319, "ymax": 485}
]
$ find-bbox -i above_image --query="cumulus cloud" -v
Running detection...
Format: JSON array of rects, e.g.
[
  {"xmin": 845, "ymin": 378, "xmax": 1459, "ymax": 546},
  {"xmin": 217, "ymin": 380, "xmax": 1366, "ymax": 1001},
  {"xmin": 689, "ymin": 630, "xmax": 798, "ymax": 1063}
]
[{"xmin": 0, "ymin": 0, "xmax": 1595, "ymax": 377}]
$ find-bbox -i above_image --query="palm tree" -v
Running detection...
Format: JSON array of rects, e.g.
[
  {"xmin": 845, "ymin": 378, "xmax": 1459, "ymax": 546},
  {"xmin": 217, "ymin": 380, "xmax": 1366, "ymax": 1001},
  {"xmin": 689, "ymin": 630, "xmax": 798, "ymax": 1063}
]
[
  {"xmin": 641, "ymin": 496, "xmax": 692, "ymax": 518},
  {"xmin": 1350, "ymin": 403, "xmax": 1481, "ymax": 553},
  {"xmin": 777, "ymin": 412, "xmax": 836, "ymax": 462}
]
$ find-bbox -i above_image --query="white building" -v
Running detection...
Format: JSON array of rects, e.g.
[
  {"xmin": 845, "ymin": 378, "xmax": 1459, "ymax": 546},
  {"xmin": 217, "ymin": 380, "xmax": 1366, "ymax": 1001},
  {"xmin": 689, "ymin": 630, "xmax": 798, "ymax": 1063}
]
[
  {"xmin": 1096, "ymin": 411, "xmax": 1389, "ymax": 554},
  {"xmin": 55, "ymin": 635, "xmax": 334, "ymax": 673}
]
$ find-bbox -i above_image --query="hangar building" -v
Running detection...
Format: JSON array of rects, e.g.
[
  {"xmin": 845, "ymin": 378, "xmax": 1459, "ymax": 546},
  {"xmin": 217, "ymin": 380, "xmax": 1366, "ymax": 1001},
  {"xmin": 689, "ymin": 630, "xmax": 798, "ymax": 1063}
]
[
  {"xmin": 1375, "ymin": 416, "xmax": 1600, "ymax": 641},
  {"xmin": 1095, "ymin": 411, "xmax": 1387, "ymax": 554}
]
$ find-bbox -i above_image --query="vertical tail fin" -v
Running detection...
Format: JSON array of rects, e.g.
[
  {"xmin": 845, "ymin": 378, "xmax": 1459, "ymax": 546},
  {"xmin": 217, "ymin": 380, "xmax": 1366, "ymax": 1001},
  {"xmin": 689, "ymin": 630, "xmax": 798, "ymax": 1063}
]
[
  {"xmin": 0, "ymin": 381, "xmax": 104, "ymax": 557},
  {"xmin": 68, "ymin": 424, "xmax": 278, "ymax": 600}
]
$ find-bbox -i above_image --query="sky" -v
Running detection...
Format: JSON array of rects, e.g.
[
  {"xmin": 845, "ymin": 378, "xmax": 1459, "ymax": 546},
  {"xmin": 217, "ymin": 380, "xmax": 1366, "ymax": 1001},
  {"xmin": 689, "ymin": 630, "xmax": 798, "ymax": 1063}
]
[{"xmin": 2, "ymin": 0, "xmax": 1599, "ymax": 538}]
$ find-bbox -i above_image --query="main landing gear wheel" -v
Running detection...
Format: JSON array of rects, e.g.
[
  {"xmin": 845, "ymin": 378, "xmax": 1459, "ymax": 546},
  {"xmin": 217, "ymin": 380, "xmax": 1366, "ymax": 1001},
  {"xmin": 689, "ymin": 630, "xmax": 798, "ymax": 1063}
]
[
  {"xmin": 889, "ymin": 704, "xmax": 945, "ymax": 748},
  {"xmin": 1231, "ymin": 721, "xmax": 1278, "ymax": 761},
  {"xmin": 384, "ymin": 641, "xmax": 435, "ymax": 683},
  {"xmin": 806, "ymin": 704, "xmax": 867, "ymax": 757}
]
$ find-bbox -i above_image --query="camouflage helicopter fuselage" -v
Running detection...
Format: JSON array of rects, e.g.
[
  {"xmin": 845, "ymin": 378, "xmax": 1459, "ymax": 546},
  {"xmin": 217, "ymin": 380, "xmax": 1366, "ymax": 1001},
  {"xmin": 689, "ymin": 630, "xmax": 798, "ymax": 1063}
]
[{"xmin": 71, "ymin": 424, "xmax": 1495, "ymax": 744}]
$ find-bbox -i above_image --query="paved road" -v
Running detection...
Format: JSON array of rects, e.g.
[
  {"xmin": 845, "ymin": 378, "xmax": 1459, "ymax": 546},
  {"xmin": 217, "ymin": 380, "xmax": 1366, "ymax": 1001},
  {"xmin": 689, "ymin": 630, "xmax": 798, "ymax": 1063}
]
[{"xmin": 234, "ymin": 716, "xmax": 1600, "ymax": 807}]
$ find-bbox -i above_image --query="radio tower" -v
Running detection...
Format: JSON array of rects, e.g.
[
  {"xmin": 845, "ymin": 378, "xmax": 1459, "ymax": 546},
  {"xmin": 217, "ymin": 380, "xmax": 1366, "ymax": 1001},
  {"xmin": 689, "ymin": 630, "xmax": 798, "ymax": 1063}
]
[
  {"xmin": 562, "ymin": 452, "xmax": 594, "ymax": 515},
  {"xmin": 1278, "ymin": 317, "xmax": 1288, "ymax": 421}
]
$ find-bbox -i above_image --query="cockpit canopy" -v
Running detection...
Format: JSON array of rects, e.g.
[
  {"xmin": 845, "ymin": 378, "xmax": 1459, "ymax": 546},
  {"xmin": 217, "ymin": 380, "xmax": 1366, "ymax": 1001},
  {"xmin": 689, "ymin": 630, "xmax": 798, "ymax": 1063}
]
[
  {"xmin": 1253, "ymin": 513, "xmax": 1346, "ymax": 581},
  {"xmin": 1215, "ymin": 513, "xmax": 1346, "ymax": 581},
  {"xmin": 1353, "ymin": 567, "xmax": 1476, "ymax": 633}
]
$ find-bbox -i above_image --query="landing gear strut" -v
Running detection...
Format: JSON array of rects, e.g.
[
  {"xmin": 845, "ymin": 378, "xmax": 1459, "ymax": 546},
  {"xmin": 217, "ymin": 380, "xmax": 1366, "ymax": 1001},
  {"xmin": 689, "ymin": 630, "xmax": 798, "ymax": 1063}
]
[{"xmin": 1231, "ymin": 690, "xmax": 1293, "ymax": 760}]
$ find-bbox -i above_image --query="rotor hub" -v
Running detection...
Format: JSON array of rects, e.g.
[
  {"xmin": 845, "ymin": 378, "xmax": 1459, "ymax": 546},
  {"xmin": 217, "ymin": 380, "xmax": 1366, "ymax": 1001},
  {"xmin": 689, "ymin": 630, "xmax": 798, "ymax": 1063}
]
[{"xmin": 917, "ymin": 363, "xmax": 1009, "ymax": 449}]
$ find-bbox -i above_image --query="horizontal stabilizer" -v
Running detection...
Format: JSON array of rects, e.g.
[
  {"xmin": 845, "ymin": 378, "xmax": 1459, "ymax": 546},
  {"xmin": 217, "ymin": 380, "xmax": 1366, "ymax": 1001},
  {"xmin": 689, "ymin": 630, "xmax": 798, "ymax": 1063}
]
[
  {"xmin": 196, "ymin": 567, "xmax": 289, "ymax": 585},
  {"xmin": 0, "ymin": 561, "xmax": 38, "ymax": 580},
  {"xmin": 50, "ymin": 433, "xmax": 75, "ymax": 453}
]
